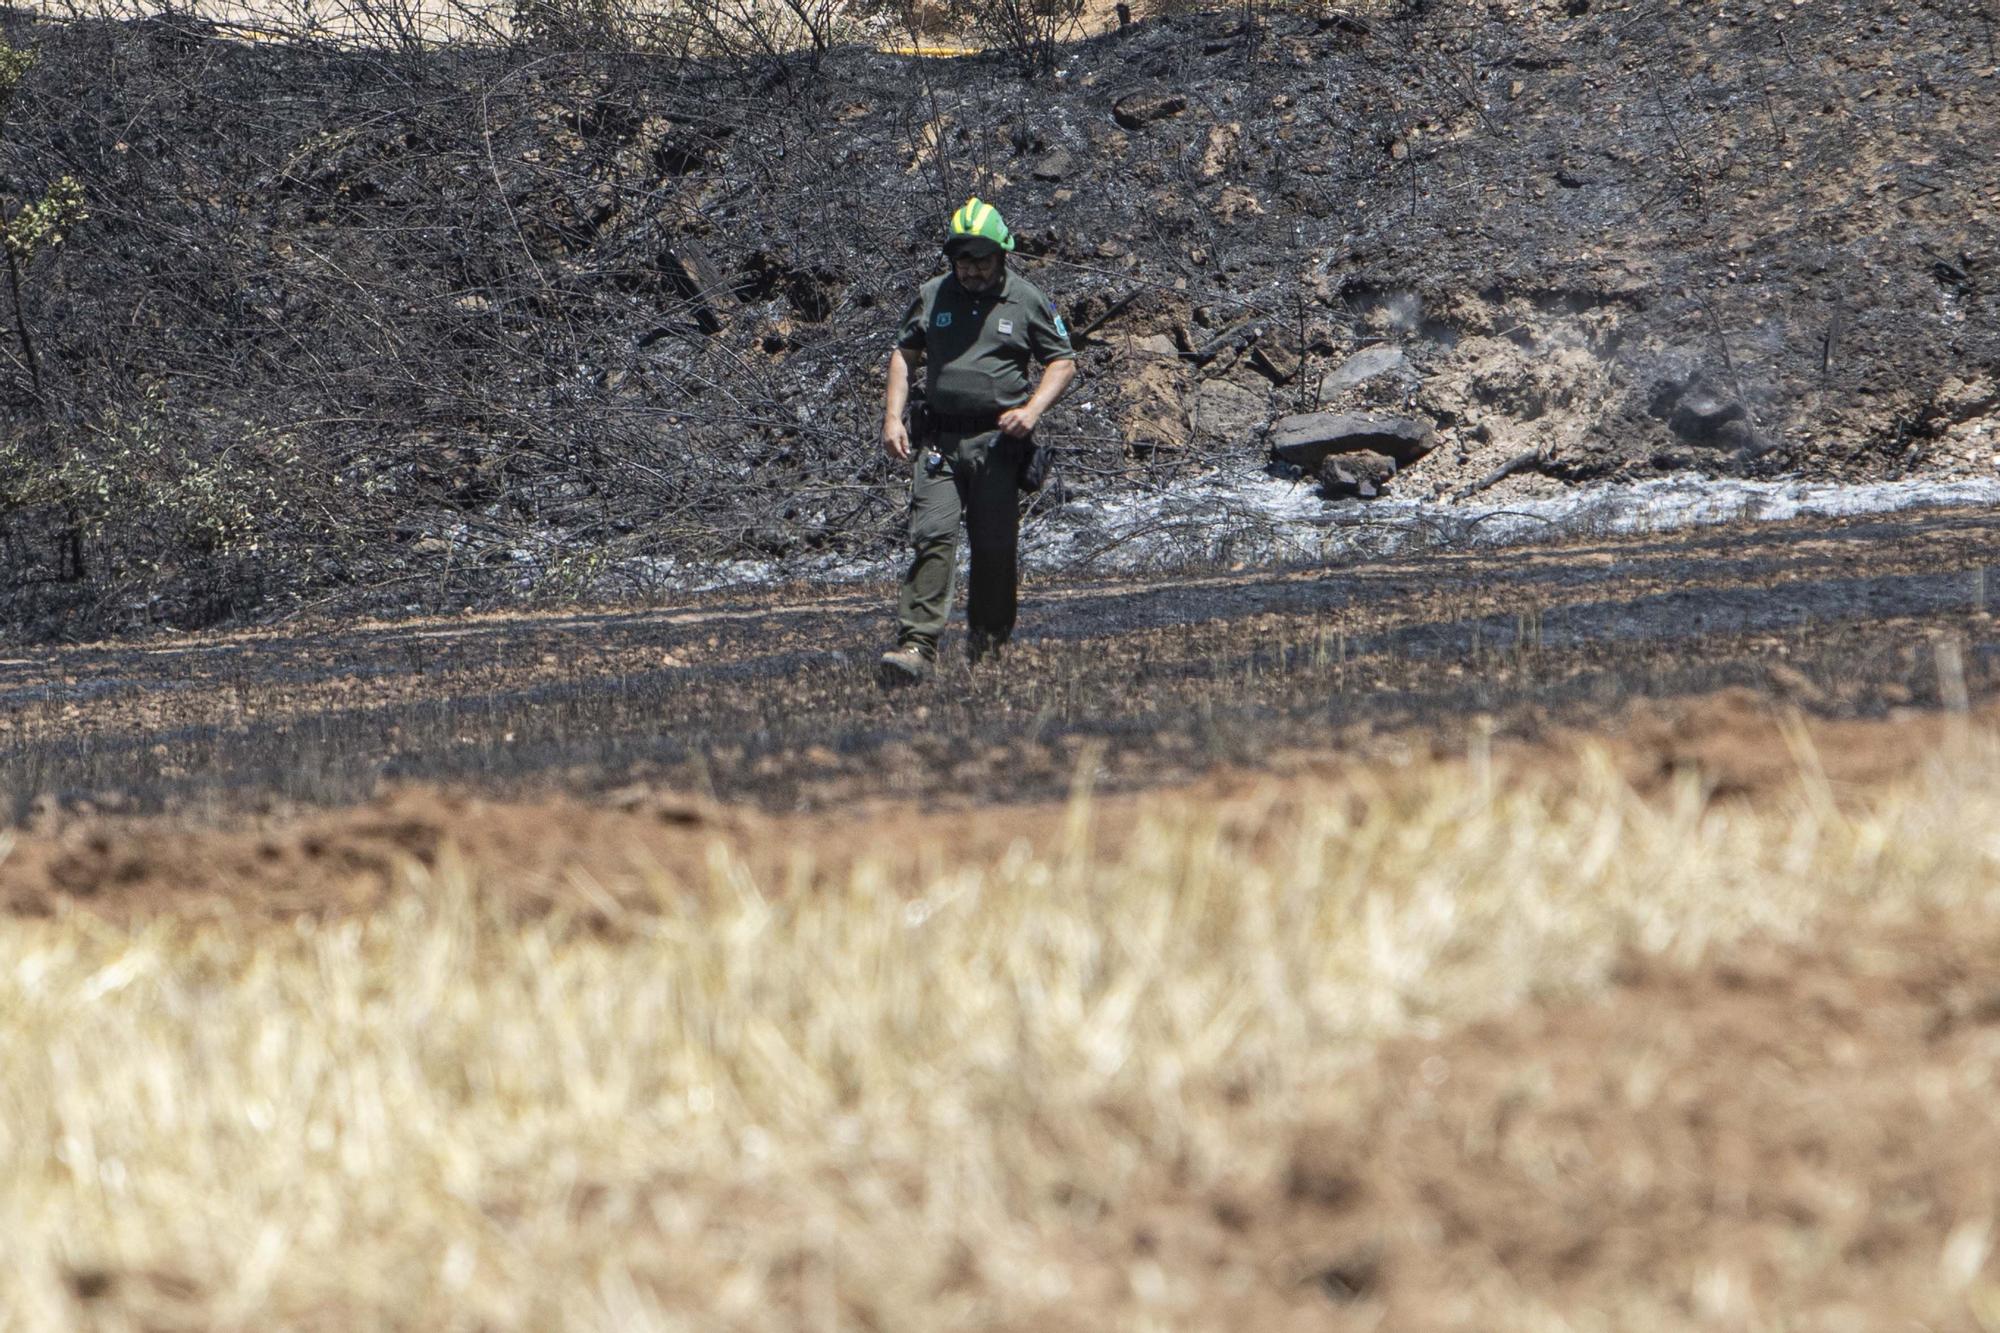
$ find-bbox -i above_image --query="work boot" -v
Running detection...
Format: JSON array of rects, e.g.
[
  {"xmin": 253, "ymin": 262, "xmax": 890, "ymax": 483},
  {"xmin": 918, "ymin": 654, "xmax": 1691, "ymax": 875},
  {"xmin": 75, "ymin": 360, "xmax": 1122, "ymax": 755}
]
[
  {"xmin": 967, "ymin": 630, "xmax": 1009, "ymax": 666},
  {"xmin": 877, "ymin": 640, "xmax": 936, "ymax": 686}
]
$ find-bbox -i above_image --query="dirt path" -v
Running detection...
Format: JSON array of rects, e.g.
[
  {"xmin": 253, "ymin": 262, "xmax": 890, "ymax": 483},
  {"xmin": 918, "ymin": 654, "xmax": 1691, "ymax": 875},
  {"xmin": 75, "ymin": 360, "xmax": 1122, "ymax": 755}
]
[
  {"xmin": 6, "ymin": 663, "xmax": 1996, "ymax": 922},
  {"xmin": 2, "ymin": 507, "xmax": 1994, "ymax": 824},
  {"xmin": 4, "ymin": 499, "xmax": 1997, "ymax": 943}
]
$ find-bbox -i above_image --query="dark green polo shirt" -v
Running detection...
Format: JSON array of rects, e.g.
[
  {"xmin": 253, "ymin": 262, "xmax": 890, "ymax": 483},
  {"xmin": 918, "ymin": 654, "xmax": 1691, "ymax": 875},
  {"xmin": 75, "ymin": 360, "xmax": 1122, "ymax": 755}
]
[{"xmin": 896, "ymin": 270, "xmax": 1075, "ymax": 418}]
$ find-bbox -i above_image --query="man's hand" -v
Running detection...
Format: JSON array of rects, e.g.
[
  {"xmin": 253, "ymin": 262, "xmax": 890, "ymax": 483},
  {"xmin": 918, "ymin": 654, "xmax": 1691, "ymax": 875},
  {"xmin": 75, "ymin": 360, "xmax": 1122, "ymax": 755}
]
[
  {"xmin": 997, "ymin": 404, "xmax": 1041, "ymax": 438},
  {"xmin": 883, "ymin": 417, "xmax": 912, "ymax": 461},
  {"xmin": 1001, "ymin": 359, "xmax": 1074, "ymax": 439}
]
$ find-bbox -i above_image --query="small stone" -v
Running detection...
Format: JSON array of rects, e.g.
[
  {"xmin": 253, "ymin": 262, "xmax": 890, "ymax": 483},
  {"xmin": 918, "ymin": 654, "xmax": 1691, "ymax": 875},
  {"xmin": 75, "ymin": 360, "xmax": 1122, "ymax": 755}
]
[
  {"xmin": 1318, "ymin": 450, "xmax": 1396, "ymax": 499},
  {"xmin": 1031, "ymin": 149, "xmax": 1072, "ymax": 181},
  {"xmin": 1250, "ymin": 332, "xmax": 1302, "ymax": 384},
  {"xmin": 1653, "ymin": 373, "xmax": 1758, "ymax": 450},
  {"xmin": 1668, "ymin": 387, "xmax": 1746, "ymax": 442},
  {"xmin": 1112, "ymin": 92, "xmax": 1189, "ymax": 129}
]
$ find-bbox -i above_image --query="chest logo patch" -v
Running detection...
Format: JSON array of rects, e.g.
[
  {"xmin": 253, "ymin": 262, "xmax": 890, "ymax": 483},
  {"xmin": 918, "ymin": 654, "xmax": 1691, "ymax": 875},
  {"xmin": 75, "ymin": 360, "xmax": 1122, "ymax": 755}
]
[
  {"xmin": 998, "ymin": 319, "xmax": 1015, "ymax": 335},
  {"xmin": 934, "ymin": 311, "xmax": 952, "ymax": 328}
]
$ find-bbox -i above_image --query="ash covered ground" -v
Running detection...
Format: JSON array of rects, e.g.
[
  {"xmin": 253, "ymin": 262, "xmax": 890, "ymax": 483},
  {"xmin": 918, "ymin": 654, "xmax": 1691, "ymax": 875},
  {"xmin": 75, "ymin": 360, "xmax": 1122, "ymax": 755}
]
[
  {"xmin": 1, "ymin": 0, "xmax": 1996, "ymax": 635},
  {"xmin": 6, "ymin": 504, "xmax": 1995, "ymax": 826}
]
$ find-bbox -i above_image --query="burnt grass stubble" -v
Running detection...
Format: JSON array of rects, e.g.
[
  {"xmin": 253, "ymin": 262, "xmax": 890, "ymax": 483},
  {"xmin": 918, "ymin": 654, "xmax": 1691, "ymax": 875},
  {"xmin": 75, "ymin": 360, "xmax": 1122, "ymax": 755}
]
[
  {"xmin": 0, "ymin": 0, "xmax": 1995, "ymax": 640},
  {"xmin": 3, "ymin": 509, "xmax": 1996, "ymax": 822}
]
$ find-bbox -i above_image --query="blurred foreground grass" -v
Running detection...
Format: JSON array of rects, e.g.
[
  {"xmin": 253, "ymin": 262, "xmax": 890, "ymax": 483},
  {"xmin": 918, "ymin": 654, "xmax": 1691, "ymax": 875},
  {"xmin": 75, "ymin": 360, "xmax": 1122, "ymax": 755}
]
[{"xmin": 4, "ymin": 725, "xmax": 2000, "ymax": 1330}]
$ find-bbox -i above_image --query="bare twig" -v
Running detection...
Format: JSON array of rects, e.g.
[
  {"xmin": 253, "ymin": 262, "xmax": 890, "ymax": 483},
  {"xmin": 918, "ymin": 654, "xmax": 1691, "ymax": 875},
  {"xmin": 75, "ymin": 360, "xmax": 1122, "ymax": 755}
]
[{"xmin": 1452, "ymin": 447, "xmax": 1544, "ymax": 500}]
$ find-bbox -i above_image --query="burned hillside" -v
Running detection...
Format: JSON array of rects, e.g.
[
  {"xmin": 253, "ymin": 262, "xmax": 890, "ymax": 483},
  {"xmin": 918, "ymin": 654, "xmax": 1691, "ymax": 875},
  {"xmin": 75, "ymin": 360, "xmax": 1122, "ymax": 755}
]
[{"xmin": 0, "ymin": 0, "xmax": 1994, "ymax": 636}]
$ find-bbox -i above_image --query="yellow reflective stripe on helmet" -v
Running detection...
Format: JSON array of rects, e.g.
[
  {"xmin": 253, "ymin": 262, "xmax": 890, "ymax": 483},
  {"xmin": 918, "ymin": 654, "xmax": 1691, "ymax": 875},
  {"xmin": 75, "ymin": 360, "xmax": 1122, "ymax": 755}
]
[{"xmin": 951, "ymin": 198, "xmax": 996, "ymax": 237}]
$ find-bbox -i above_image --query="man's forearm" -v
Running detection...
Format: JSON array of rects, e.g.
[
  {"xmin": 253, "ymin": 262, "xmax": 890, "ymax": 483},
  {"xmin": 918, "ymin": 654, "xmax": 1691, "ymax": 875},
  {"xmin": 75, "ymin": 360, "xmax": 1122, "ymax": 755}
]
[
  {"xmin": 882, "ymin": 349, "xmax": 918, "ymax": 459},
  {"xmin": 883, "ymin": 349, "xmax": 915, "ymax": 427},
  {"xmin": 1024, "ymin": 358, "xmax": 1076, "ymax": 417}
]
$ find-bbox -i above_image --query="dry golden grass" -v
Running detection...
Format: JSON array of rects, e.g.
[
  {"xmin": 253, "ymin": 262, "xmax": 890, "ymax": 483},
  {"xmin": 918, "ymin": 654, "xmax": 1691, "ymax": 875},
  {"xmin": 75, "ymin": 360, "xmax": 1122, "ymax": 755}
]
[{"xmin": 4, "ymin": 726, "xmax": 2000, "ymax": 1329}]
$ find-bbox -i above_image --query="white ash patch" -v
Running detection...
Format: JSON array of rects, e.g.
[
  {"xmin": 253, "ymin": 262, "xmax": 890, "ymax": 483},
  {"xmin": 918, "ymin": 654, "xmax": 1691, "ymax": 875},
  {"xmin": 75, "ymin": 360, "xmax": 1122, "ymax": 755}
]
[
  {"xmin": 612, "ymin": 472, "xmax": 2000, "ymax": 597},
  {"xmin": 1022, "ymin": 471, "xmax": 2000, "ymax": 574}
]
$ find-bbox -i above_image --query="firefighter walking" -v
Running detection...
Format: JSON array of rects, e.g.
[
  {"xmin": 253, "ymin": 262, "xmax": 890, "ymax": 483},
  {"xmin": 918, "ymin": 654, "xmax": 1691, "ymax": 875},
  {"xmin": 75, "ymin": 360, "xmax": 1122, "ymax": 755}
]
[{"xmin": 879, "ymin": 197, "xmax": 1076, "ymax": 684}]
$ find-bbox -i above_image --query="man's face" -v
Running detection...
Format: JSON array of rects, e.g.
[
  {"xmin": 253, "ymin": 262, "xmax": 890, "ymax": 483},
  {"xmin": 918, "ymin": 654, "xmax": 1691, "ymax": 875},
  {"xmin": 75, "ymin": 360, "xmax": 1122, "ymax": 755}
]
[{"xmin": 952, "ymin": 251, "xmax": 1003, "ymax": 293}]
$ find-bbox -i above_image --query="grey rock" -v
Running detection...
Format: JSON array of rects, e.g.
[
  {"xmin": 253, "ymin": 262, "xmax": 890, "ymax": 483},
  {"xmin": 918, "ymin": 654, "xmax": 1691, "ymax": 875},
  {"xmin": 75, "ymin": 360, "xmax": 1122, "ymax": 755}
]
[
  {"xmin": 1031, "ymin": 149, "xmax": 1072, "ymax": 181},
  {"xmin": 1668, "ymin": 389, "xmax": 1747, "ymax": 444},
  {"xmin": 1269, "ymin": 411, "xmax": 1435, "ymax": 469},
  {"xmin": 1250, "ymin": 330, "xmax": 1302, "ymax": 384},
  {"xmin": 1189, "ymin": 378, "xmax": 1269, "ymax": 442},
  {"xmin": 1652, "ymin": 372, "xmax": 1756, "ymax": 449},
  {"xmin": 1320, "ymin": 345, "xmax": 1409, "ymax": 396},
  {"xmin": 1115, "ymin": 333, "xmax": 1180, "ymax": 358},
  {"xmin": 1318, "ymin": 450, "xmax": 1397, "ymax": 499}
]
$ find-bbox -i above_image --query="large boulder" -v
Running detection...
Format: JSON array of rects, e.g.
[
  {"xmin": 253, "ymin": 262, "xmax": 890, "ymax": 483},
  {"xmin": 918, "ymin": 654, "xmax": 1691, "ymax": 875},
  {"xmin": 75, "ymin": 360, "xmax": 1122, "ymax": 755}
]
[{"xmin": 1269, "ymin": 411, "xmax": 1435, "ymax": 470}]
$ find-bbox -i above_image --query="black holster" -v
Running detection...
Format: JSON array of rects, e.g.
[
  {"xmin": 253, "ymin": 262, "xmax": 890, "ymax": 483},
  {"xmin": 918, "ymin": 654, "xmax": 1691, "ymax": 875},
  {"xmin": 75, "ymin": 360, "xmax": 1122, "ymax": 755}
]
[
  {"xmin": 1018, "ymin": 438, "xmax": 1054, "ymax": 494},
  {"xmin": 907, "ymin": 398, "xmax": 940, "ymax": 447}
]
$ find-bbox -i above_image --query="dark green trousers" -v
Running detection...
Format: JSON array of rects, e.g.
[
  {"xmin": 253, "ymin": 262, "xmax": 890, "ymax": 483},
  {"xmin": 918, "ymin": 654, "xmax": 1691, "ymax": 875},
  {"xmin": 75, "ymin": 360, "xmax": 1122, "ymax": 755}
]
[{"xmin": 896, "ymin": 427, "xmax": 1025, "ymax": 651}]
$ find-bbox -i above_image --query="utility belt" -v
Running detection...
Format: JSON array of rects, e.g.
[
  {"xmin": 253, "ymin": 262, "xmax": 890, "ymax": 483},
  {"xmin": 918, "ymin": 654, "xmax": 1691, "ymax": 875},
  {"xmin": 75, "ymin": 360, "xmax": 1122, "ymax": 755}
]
[
  {"xmin": 935, "ymin": 411, "xmax": 1002, "ymax": 435},
  {"xmin": 912, "ymin": 403, "xmax": 1001, "ymax": 439},
  {"xmin": 908, "ymin": 401, "xmax": 1053, "ymax": 494}
]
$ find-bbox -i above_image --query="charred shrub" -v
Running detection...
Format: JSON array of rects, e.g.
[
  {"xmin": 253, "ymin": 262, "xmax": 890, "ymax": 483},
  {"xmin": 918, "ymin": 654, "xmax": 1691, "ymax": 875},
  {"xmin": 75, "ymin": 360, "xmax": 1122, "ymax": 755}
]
[{"xmin": 949, "ymin": 0, "xmax": 1086, "ymax": 74}]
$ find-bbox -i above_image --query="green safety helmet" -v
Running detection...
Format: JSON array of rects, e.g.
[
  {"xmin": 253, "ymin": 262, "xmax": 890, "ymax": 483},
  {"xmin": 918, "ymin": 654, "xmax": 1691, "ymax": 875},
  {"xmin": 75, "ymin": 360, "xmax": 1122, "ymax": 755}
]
[{"xmin": 944, "ymin": 197, "xmax": 1016, "ymax": 257}]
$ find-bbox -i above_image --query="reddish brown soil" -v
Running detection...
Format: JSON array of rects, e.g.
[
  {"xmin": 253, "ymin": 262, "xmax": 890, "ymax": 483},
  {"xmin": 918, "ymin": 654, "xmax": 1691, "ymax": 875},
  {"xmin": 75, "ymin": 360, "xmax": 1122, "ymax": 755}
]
[
  {"xmin": 8, "ymin": 686, "xmax": 1994, "ymax": 923},
  {"xmin": 1090, "ymin": 915, "xmax": 2000, "ymax": 1331}
]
